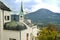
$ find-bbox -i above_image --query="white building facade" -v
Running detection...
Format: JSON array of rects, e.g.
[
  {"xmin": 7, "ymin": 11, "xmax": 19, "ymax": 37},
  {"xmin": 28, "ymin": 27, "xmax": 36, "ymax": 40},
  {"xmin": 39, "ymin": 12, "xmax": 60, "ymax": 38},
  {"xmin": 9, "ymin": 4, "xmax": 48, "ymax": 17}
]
[
  {"xmin": 0, "ymin": 1, "xmax": 39, "ymax": 40},
  {"xmin": 0, "ymin": 1, "xmax": 11, "ymax": 40}
]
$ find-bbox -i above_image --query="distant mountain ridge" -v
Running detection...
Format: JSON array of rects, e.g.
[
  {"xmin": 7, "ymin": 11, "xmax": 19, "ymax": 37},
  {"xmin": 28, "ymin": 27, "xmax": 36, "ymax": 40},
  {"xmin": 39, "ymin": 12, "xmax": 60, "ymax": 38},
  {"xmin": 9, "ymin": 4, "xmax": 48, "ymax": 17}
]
[{"xmin": 25, "ymin": 8, "xmax": 60, "ymax": 24}]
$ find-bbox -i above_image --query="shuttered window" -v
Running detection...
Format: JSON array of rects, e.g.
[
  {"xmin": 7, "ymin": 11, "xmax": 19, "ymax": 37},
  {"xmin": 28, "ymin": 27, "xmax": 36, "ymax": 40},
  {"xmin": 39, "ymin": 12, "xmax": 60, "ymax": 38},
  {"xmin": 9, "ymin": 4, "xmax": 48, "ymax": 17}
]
[{"xmin": 5, "ymin": 16, "xmax": 10, "ymax": 20}]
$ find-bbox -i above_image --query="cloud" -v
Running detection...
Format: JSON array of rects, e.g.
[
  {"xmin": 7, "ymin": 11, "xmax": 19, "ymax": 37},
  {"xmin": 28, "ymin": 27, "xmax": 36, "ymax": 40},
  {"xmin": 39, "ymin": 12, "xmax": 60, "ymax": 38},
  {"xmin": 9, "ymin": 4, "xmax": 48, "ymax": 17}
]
[
  {"xmin": 31, "ymin": 3, "xmax": 59, "ymax": 13},
  {"xmin": 30, "ymin": 0, "xmax": 60, "ymax": 13},
  {"xmin": 15, "ymin": 0, "xmax": 31, "ymax": 3},
  {"xmin": 15, "ymin": 0, "xmax": 60, "ymax": 13},
  {"xmin": 1, "ymin": 0, "xmax": 60, "ymax": 13}
]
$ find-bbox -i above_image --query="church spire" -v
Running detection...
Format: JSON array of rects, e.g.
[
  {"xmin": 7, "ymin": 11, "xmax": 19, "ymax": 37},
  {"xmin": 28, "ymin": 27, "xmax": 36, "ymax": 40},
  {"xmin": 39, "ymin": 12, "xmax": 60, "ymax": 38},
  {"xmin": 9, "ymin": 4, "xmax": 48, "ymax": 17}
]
[
  {"xmin": 20, "ymin": 1, "xmax": 24, "ymax": 16},
  {"xmin": 19, "ymin": 1, "xmax": 24, "ymax": 22}
]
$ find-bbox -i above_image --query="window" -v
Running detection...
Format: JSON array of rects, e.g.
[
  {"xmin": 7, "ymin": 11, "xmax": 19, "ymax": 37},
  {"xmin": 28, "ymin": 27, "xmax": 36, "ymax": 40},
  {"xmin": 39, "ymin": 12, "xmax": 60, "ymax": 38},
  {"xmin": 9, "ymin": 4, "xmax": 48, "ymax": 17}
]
[
  {"xmin": 5, "ymin": 16, "xmax": 10, "ymax": 20},
  {"xmin": 9, "ymin": 38, "xmax": 16, "ymax": 40},
  {"xmin": 5, "ymin": 16, "xmax": 6, "ymax": 20},
  {"xmin": 7, "ymin": 16, "xmax": 9, "ymax": 20}
]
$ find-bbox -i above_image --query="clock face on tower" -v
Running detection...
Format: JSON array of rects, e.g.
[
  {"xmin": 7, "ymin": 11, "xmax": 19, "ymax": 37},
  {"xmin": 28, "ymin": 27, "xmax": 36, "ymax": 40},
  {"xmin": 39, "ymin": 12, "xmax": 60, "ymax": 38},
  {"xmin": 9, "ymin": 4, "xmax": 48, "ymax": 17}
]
[{"xmin": 20, "ymin": 16, "xmax": 23, "ymax": 18}]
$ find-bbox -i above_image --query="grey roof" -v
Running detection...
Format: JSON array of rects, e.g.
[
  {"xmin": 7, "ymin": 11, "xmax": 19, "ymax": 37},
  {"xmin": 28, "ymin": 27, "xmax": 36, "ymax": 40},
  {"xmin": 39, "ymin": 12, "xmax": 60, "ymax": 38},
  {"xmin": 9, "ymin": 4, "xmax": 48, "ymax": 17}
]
[
  {"xmin": 4, "ymin": 21, "xmax": 27, "ymax": 31},
  {"xmin": 0, "ymin": 1, "xmax": 11, "ymax": 11}
]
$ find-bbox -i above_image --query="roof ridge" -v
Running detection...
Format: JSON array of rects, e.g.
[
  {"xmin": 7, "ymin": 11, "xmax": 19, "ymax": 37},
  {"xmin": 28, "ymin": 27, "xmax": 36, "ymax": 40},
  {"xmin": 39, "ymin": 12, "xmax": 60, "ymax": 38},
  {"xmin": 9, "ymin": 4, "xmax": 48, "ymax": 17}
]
[{"xmin": 0, "ymin": 1, "xmax": 11, "ymax": 11}]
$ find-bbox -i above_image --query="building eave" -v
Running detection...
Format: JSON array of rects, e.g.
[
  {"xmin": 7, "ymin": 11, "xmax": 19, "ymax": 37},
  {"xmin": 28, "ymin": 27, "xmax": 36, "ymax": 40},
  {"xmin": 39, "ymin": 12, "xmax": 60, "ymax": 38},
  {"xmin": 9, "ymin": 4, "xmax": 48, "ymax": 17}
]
[{"xmin": 0, "ymin": 1, "xmax": 11, "ymax": 11}]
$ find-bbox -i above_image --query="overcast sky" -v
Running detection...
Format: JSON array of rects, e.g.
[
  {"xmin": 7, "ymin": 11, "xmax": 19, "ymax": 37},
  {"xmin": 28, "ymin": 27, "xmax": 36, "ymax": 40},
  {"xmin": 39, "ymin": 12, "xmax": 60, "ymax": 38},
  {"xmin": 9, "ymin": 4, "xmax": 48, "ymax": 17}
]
[{"xmin": 1, "ymin": 0, "xmax": 60, "ymax": 14}]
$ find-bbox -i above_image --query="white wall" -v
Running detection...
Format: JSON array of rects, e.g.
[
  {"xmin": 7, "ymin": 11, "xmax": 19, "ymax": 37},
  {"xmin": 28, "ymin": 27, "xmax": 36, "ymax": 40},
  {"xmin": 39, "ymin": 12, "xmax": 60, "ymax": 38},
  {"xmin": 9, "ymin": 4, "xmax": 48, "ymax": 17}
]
[
  {"xmin": 21, "ymin": 28, "xmax": 33, "ymax": 40},
  {"xmin": 0, "ymin": 9, "xmax": 12, "ymax": 40},
  {"xmin": 0, "ymin": 9, "xmax": 37, "ymax": 40},
  {"xmin": 3, "ymin": 29, "xmax": 33, "ymax": 40},
  {"xmin": 21, "ymin": 30, "xmax": 27, "ymax": 40},
  {"xmin": 0, "ymin": 9, "xmax": 4, "ymax": 40},
  {"xmin": 3, "ymin": 30, "xmax": 21, "ymax": 40},
  {"xmin": 4, "ymin": 10, "xmax": 11, "ymax": 23}
]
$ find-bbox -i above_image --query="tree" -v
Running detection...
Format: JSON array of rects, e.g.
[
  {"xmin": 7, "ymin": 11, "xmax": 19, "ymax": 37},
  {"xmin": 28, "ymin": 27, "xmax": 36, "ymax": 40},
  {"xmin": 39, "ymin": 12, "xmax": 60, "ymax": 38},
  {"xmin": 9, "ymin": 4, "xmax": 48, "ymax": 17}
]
[{"xmin": 37, "ymin": 24, "xmax": 60, "ymax": 40}]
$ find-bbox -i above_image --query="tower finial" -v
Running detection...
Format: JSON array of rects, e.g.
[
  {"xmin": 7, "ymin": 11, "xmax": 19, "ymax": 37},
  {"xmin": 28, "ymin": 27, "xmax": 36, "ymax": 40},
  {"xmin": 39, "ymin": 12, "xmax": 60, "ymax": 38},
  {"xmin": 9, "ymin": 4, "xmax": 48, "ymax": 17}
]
[
  {"xmin": 19, "ymin": 0, "xmax": 24, "ymax": 16},
  {"xmin": 19, "ymin": 1, "xmax": 24, "ymax": 22}
]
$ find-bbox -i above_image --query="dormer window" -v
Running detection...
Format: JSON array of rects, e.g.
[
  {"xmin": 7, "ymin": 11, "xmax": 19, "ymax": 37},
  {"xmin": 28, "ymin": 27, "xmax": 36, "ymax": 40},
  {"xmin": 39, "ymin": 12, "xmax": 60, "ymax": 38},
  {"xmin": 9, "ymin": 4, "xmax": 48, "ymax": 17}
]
[{"xmin": 5, "ymin": 16, "xmax": 9, "ymax": 20}]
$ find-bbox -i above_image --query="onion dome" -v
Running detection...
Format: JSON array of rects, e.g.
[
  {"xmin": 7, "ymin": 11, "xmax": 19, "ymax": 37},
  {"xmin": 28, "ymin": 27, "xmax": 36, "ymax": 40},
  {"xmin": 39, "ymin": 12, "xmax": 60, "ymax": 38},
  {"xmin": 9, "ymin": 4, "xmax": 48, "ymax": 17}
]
[{"xmin": 4, "ymin": 21, "xmax": 27, "ymax": 31}]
